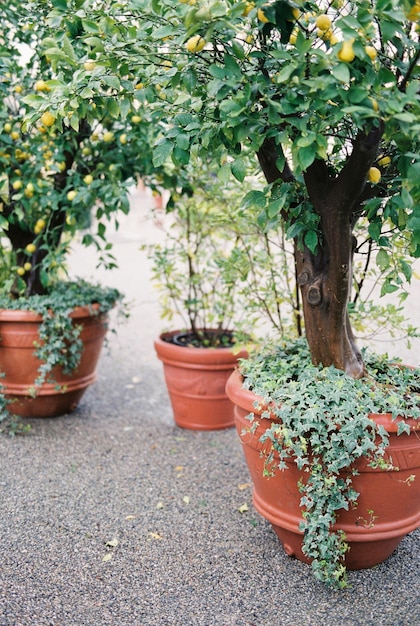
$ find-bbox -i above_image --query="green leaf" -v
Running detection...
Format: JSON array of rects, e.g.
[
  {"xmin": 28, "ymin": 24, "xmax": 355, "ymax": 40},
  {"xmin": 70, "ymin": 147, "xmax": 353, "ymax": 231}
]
[
  {"xmin": 331, "ymin": 64, "xmax": 350, "ymax": 83},
  {"xmin": 376, "ymin": 249, "xmax": 390, "ymax": 270},
  {"xmin": 276, "ymin": 63, "xmax": 297, "ymax": 83},
  {"xmin": 231, "ymin": 158, "xmax": 247, "ymax": 183},
  {"xmin": 153, "ymin": 140, "xmax": 174, "ymax": 167},
  {"xmin": 304, "ymin": 230, "xmax": 318, "ymax": 254},
  {"xmin": 241, "ymin": 190, "xmax": 267, "ymax": 210},
  {"xmin": 298, "ymin": 145, "xmax": 316, "ymax": 171}
]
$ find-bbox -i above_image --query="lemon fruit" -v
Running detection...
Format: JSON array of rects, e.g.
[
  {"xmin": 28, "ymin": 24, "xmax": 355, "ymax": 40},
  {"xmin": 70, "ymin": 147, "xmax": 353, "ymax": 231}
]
[
  {"xmin": 365, "ymin": 45, "xmax": 377, "ymax": 61},
  {"xmin": 83, "ymin": 60, "xmax": 96, "ymax": 71},
  {"xmin": 257, "ymin": 7, "xmax": 270, "ymax": 23},
  {"xmin": 337, "ymin": 40, "xmax": 355, "ymax": 62},
  {"xmin": 185, "ymin": 35, "xmax": 206, "ymax": 52},
  {"xmin": 34, "ymin": 218, "xmax": 46, "ymax": 234},
  {"xmin": 316, "ymin": 14, "xmax": 331, "ymax": 31},
  {"xmin": 41, "ymin": 111, "xmax": 55, "ymax": 127},
  {"xmin": 67, "ymin": 190, "xmax": 77, "ymax": 201},
  {"xmin": 377, "ymin": 155, "xmax": 391, "ymax": 167},
  {"xmin": 368, "ymin": 167, "xmax": 381, "ymax": 184}
]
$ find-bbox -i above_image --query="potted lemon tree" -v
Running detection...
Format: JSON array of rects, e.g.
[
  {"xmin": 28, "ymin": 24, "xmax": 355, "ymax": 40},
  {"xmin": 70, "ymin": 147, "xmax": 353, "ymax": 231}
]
[
  {"xmin": 24, "ymin": 0, "xmax": 420, "ymax": 587},
  {"xmin": 0, "ymin": 2, "xmax": 168, "ymax": 420}
]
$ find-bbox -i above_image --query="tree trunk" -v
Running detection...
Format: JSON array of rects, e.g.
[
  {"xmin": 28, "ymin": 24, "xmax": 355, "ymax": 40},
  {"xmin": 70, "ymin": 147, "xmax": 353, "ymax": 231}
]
[{"xmin": 295, "ymin": 216, "xmax": 364, "ymax": 378}]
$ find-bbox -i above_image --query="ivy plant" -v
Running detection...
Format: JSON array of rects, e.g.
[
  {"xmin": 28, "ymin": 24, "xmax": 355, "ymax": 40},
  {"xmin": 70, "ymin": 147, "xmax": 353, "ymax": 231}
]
[
  {"xmin": 239, "ymin": 338, "xmax": 420, "ymax": 587},
  {"xmin": 0, "ymin": 280, "xmax": 124, "ymax": 388}
]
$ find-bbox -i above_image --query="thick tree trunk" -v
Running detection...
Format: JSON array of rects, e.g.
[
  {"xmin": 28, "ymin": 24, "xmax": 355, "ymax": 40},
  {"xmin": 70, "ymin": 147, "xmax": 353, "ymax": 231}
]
[{"xmin": 295, "ymin": 217, "xmax": 364, "ymax": 378}]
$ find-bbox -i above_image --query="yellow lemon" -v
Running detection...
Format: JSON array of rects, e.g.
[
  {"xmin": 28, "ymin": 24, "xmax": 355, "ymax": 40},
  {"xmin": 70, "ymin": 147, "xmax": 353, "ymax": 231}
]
[
  {"xmin": 26, "ymin": 243, "xmax": 36, "ymax": 254},
  {"xmin": 315, "ymin": 14, "xmax": 331, "ymax": 31},
  {"xmin": 41, "ymin": 111, "xmax": 55, "ymax": 127},
  {"xmin": 12, "ymin": 180, "xmax": 23, "ymax": 190},
  {"xmin": 406, "ymin": 2, "xmax": 420, "ymax": 21},
  {"xmin": 242, "ymin": 2, "xmax": 255, "ymax": 16},
  {"xmin": 131, "ymin": 115, "xmax": 142, "ymax": 123},
  {"xmin": 119, "ymin": 134, "xmax": 128, "ymax": 144},
  {"xmin": 103, "ymin": 131, "xmax": 114, "ymax": 142},
  {"xmin": 83, "ymin": 174, "xmax": 93, "ymax": 185},
  {"xmin": 185, "ymin": 35, "xmax": 206, "ymax": 52},
  {"xmin": 17, "ymin": 267, "xmax": 26, "ymax": 276},
  {"xmin": 365, "ymin": 45, "xmax": 377, "ymax": 61},
  {"xmin": 24, "ymin": 262, "xmax": 32, "ymax": 272},
  {"xmin": 368, "ymin": 167, "xmax": 381, "ymax": 184},
  {"xmin": 67, "ymin": 190, "xmax": 77, "ymax": 201},
  {"xmin": 34, "ymin": 218, "xmax": 46, "ymax": 234},
  {"xmin": 377, "ymin": 155, "xmax": 391, "ymax": 167},
  {"xmin": 83, "ymin": 60, "xmax": 96, "ymax": 71},
  {"xmin": 337, "ymin": 40, "xmax": 355, "ymax": 62},
  {"xmin": 257, "ymin": 7, "xmax": 270, "ymax": 23},
  {"xmin": 34, "ymin": 79, "xmax": 49, "ymax": 92}
]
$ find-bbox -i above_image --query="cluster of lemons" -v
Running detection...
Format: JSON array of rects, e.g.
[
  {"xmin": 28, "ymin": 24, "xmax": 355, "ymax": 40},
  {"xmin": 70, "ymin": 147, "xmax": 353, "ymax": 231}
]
[{"xmin": 182, "ymin": 4, "xmax": 381, "ymax": 65}]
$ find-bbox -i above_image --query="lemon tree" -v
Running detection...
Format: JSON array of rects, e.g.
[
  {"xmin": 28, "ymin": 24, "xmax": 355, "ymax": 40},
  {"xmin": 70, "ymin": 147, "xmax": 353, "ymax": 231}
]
[
  {"xmin": 0, "ymin": 2, "xmax": 173, "ymax": 297},
  {"xmin": 24, "ymin": 0, "xmax": 420, "ymax": 375}
]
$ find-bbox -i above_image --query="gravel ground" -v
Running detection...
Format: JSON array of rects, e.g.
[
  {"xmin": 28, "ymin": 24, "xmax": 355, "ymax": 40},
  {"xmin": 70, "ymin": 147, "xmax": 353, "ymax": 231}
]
[{"xmin": 1, "ymin": 188, "xmax": 419, "ymax": 626}]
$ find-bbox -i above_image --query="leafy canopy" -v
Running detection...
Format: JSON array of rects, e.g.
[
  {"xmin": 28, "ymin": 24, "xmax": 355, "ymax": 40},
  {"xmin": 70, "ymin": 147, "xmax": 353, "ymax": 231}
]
[{"xmin": 26, "ymin": 0, "xmax": 420, "ymax": 290}]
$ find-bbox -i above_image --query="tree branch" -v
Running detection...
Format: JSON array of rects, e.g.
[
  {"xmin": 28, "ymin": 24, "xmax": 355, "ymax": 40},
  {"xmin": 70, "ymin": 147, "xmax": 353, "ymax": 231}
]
[
  {"xmin": 257, "ymin": 136, "xmax": 294, "ymax": 184},
  {"xmin": 330, "ymin": 122, "xmax": 384, "ymax": 217}
]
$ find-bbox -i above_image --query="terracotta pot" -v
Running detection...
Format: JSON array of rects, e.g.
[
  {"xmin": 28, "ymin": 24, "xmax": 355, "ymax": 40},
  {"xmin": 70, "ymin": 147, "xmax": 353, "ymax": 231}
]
[
  {"xmin": 226, "ymin": 369, "xmax": 420, "ymax": 570},
  {"xmin": 154, "ymin": 330, "xmax": 248, "ymax": 430},
  {"xmin": 0, "ymin": 305, "xmax": 109, "ymax": 418}
]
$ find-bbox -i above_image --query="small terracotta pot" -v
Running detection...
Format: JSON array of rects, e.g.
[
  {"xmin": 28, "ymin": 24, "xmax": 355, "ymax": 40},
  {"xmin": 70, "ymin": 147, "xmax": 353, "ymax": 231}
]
[
  {"xmin": 154, "ymin": 330, "xmax": 247, "ymax": 430},
  {"xmin": 0, "ymin": 305, "xmax": 109, "ymax": 418},
  {"xmin": 226, "ymin": 369, "xmax": 420, "ymax": 570}
]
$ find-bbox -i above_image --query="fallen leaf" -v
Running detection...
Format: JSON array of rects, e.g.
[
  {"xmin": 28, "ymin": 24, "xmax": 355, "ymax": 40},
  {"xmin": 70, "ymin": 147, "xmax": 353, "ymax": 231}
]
[
  {"xmin": 125, "ymin": 515, "xmax": 136, "ymax": 520},
  {"xmin": 149, "ymin": 532, "xmax": 163, "ymax": 540},
  {"xmin": 102, "ymin": 553, "xmax": 112, "ymax": 562},
  {"xmin": 174, "ymin": 465, "xmax": 184, "ymax": 472},
  {"xmin": 131, "ymin": 376, "xmax": 141, "ymax": 384},
  {"xmin": 182, "ymin": 496, "xmax": 190, "ymax": 504},
  {"xmin": 238, "ymin": 483, "xmax": 251, "ymax": 491},
  {"xmin": 238, "ymin": 503, "xmax": 249, "ymax": 513},
  {"xmin": 105, "ymin": 538, "xmax": 119, "ymax": 548},
  {"xmin": 156, "ymin": 501, "xmax": 164, "ymax": 509}
]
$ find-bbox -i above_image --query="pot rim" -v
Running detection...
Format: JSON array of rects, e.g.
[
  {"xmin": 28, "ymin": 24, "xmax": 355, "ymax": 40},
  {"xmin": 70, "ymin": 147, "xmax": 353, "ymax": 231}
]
[
  {"xmin": 0, "ymin": 302, "xmax": 103, "ymax": 323},
  {"xmin": 226, "ymin": 369, "xmax": 420, "ymax": 433}
]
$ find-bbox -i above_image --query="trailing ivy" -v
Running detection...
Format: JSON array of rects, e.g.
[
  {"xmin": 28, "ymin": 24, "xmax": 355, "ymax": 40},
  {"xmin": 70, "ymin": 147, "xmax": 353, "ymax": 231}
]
[
  {"xmin": 0, "ymin": 280, "xmax": 123, "ymax": 387},
  {"xmin": 239, "ymin": 338, "xmax": 420, "ymax": 588}
]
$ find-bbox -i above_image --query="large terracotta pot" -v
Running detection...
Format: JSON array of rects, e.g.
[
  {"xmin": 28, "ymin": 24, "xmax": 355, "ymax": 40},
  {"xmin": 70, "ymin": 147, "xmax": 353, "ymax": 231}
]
[
  {"xmin": 226, "ymin": 369, "xmax": 420, "ymax": 570},
  {"xmin": 154, "ymin": 330, "xmax": 248, "ymax": 430},
  {"xmin": 0, "ymin": 305, "xmax": 109, "ymax": 418}
]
